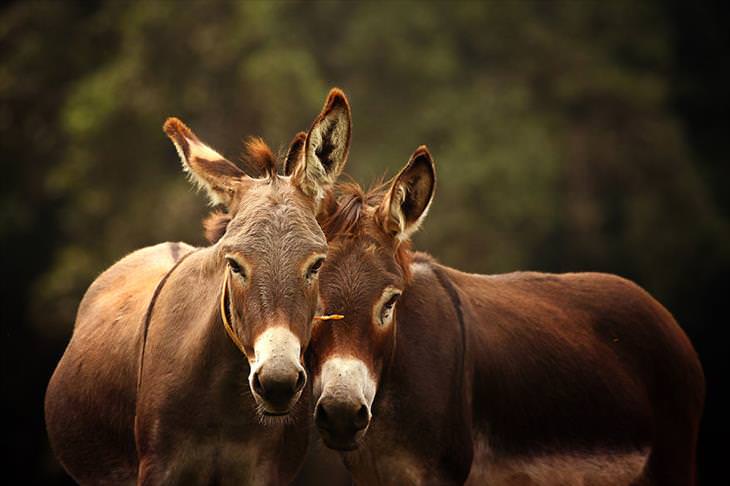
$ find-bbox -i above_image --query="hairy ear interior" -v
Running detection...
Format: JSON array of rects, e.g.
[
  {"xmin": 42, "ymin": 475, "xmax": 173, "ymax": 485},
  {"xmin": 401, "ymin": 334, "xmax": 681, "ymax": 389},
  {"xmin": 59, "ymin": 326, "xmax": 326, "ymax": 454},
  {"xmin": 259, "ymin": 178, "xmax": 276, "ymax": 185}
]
[
  {"xmin": 381, "ymin": 146, "xmax": 436, "ymax": 240},
  {"xmin": 283, "ymin": 131, "xmax": 307, "ymax": 176},
  {"xmin": 292, "ymin": 88, "xmax": 352, "ymax": 201},
  {"xmin": 163, "ymin": 117, "xmax": 246, "ymax": 206}
]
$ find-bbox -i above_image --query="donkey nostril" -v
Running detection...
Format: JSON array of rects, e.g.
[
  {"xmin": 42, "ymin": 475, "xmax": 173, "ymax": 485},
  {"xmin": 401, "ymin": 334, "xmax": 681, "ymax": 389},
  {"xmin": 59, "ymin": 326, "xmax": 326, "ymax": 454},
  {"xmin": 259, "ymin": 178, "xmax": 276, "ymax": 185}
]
[
  {"xmin": 354, "ymin": 404, "xmax": 369, "ymax": 430},
  {"xmin": 252, "ymin": 372, "xmax": 264, "ymax": 396},
  {"xmin": 315, "ymin": 403, "xmax": 329, "ymax": 428},
  {"xmin": 295, "ymin": 370, "xmax": 306, "ymax": 392}
]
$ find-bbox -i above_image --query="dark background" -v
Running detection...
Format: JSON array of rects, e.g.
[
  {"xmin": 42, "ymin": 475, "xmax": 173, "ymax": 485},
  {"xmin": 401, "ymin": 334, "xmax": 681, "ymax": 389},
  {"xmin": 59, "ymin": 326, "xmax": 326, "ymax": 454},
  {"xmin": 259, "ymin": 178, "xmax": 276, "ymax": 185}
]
[{"xmin": 1, "ymin": 1, "xmax": 727, "ymax": 483}]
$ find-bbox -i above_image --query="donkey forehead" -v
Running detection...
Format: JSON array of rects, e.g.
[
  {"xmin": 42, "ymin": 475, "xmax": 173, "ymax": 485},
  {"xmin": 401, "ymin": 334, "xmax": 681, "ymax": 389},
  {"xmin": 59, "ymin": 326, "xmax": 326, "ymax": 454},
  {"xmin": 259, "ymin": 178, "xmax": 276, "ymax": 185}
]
[
  {"xmin": 320, "ymin": 239, "xmax": 402, "ymax": 301},
  {"xmin": 224, "ymin": 185, "xmax": 327, "ymax": 255}
]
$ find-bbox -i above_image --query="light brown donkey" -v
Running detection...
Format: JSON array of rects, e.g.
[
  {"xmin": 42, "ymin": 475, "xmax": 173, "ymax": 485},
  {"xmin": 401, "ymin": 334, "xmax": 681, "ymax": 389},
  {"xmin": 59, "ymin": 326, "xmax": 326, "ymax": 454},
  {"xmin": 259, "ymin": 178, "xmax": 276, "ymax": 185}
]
[
  {"xmin": 307, "ymin": 148, "xmax": 705, "ymax": 485},
  {"xmin": 45, "ymin": 89, "xmax": 352, "ymax": 485}
]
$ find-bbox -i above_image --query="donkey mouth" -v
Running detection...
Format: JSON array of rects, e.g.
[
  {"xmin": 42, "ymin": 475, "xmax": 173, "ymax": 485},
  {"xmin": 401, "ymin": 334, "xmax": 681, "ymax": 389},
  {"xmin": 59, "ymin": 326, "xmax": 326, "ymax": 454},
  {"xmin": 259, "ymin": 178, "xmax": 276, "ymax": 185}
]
[
  {"xmin": 321, "ymin": 436, "xmax": 360, "ymax": 451},
  {"xmin": 262, "ymin": 409, "xmax": 289, "ymax": 417},
  {"xmin": 318, "ymin": 428, "xmax": 364, "ymax": 451},
  {"xmin": 253, "ymin": 389, "xmax": 304, "ymax": 419},
  {"xmin": 256, "ymin": 398, "xmax": 299, "ymax": 417}
]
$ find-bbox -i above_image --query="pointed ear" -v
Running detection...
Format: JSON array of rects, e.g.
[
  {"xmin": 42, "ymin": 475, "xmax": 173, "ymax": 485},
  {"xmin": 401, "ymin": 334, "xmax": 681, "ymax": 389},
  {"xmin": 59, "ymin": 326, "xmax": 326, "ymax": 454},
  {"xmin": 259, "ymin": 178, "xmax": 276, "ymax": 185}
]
[
  {"xmin": 380, "ymin": 146, "xmax": 436, "ymax": 241},
  {"xmin": 291, "ymin": 88, "xmax": 351, "ymax": 201},
  {"xmin": 283, "ymin": 131, "xmax": 307, "ymax": 176},
  {"xmin": 163, "ymin": 117, "xmax": 246, "ymax": 206}
]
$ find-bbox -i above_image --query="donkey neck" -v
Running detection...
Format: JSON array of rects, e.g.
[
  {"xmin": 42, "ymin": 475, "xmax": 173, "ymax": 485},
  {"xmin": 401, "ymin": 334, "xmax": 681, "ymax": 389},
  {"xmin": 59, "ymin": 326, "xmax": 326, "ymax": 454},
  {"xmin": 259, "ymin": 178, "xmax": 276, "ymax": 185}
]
[
  {"xmin": 138, "ymin": 245, "xmax": 253, "ymax": 404},
  {"xmin": 346, "ymin": 256, "xmax": 473, "ymax": 484},
  {"xmin": 136, "ymin": 247, "xmax": 204, "ymax": 397}
]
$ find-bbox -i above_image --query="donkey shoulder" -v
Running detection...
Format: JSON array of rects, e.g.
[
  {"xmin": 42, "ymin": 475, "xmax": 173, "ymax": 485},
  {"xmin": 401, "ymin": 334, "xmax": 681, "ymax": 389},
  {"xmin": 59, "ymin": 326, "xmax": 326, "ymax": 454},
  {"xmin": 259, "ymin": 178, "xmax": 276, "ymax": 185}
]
[
  {"xmin": 77, "ymin": 242, "xmax": 196, "ymax": 319},
  {"xmin": 502, "ymin": 271, "xmax": 679, "ymax": 334},
  {"xmin": 463, "ymin": 271, "xmax": 666, "ymax": 320}
]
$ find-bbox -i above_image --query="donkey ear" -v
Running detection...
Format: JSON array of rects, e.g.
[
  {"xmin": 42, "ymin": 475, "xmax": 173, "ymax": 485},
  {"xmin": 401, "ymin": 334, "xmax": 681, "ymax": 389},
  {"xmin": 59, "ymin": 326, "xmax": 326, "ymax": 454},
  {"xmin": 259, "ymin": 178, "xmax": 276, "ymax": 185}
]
[
  {"xmin": 292, "ymin": 88, "xmax": 352, "ymax": 201},
  {"xmin": 163, "ymin": 117, "xmax": 246, "ymax": 206},
  {"xmin": 283, "ymin": 131, "xmax": 307, "ymax": 176},
  {"xmin": 380, "ymin": 146, "xmax": 436, "ymax": 241}
]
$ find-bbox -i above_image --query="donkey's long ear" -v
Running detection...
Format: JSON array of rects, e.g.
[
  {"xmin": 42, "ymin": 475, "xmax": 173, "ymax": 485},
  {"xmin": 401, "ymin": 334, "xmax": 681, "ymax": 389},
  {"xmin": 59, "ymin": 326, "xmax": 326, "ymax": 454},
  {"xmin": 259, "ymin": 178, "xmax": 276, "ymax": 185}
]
[
  {"xmin": 380, "ymin": 146, "xmax": 436, "ymax": 241},
  {"xmin": 291, "ymin": 88, "xmax": 351, "ymax": 201},
  {"xmin": 164, "ymin": 117, "xmax": 246, "ymax": 206},
  {"xmin": 283, "ymin": 131, "xmax": 307, "ymax": 176}
]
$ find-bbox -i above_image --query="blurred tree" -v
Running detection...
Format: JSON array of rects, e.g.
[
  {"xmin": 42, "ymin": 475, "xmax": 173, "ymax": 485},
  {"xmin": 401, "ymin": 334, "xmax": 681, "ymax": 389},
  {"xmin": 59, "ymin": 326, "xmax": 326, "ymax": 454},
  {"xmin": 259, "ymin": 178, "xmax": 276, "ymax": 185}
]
[{"xmin": 17, "ymin": 0, "xmax": 727, "ymax": 336}]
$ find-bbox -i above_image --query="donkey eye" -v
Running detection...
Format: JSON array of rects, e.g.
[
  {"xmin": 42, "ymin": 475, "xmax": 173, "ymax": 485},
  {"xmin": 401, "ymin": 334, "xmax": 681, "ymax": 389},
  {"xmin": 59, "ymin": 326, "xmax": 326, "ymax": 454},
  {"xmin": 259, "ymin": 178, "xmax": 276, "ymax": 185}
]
[
  {"xmin": 383, "ymin": 293, "xmax": 400, "ymax": 309},
  {"xmin": 379, "ymin": 292, "xmax": 401, "ymax": 325},
  {"xmin": 306, "ymin": 257, "xmax": 325, "ymax": 280},
  {"xmin": 226, "ymin": 258, "xmax": 244, "ymax": 276}
]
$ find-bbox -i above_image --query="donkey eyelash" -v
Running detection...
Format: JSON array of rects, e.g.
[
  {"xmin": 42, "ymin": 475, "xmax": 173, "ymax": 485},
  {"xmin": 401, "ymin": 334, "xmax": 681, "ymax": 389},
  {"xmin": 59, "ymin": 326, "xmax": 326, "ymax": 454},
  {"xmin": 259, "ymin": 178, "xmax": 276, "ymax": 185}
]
[
  {"xmin": 303, "ymin": 254, "xmax": 327, "ymax": 281},
  {"xmin": 227, "ymin": 259, "xmax": 242, "ymax": 274},
  {"xmin": 383, "ymin": 293, "xmax": 400, "ymax": 309},
  {"xmin": 375, "ymin": 287, "xmax": 402, "ymax": 326},
  {"xmin": 225, "ymin": 255, "xmax": 250, "ymax": 281},
  {"xmin": 307, "ymin": 258, "xmax": 324, "ymax": 277}
]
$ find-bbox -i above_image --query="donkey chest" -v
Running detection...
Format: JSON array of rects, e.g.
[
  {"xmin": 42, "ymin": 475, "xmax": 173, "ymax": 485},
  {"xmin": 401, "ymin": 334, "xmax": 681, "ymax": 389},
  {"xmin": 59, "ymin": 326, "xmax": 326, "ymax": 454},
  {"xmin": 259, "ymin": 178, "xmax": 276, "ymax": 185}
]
[
  {"xmin": 345, "ymin": 449, "xmax": 428, "ymax": 486},
  {"xmin": 342, "ymin": 405, "xmax": 472, "ymax": 484},
  {"xmin": 160, "ymin": 435, "xmax": 293, "ymax": 485},
  {"xmin": 345, "ymin": 437, "xmax": 462, "ymax": 486}
]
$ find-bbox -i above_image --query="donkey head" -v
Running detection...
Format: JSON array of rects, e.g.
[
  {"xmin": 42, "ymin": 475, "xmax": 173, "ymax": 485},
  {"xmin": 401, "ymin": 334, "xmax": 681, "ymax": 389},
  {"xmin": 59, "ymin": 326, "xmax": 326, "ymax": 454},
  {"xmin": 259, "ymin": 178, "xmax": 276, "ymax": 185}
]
[
  {"xmin": 163, "ymin": 89, "xmax": 351, "ymax": 417},
  {"xmin": 309, "ymin": 147, "xmax": 436, "ymax": 449}
]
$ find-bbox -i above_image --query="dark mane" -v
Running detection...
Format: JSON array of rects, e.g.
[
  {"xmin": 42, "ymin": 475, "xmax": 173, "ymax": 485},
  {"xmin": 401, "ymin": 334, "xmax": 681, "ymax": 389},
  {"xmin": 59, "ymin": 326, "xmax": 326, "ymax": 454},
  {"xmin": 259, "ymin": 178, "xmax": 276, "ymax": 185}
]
[
  {"xmin": 203, "ymin": 137, "xmax": 279, "ymax": 244},
  {"xmin": 240, "ymin": 137, "xmax": 277, "ymax": 178},
  {"xmin": 319, "ymin": 179, "xmax": 387, "ymax": 240},
  {"xmin": 320, "ymin": 179, "xmax": 413, "ymax": 281},
  {"xmin": 203, "ymin": 209, "xmax": 231, "ymax": 244}
]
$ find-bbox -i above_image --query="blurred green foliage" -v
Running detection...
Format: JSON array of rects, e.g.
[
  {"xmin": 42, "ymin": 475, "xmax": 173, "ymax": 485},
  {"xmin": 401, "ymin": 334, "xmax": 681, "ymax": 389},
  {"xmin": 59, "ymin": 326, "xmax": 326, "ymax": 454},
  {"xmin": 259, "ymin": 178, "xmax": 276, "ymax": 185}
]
[
  {"xmin": 1, "ymin": 1, "xmax": 727, "ymax": 483},
  {"xmin": 3, "ymin": 1, "xmax": 727, "ymax": 336}
]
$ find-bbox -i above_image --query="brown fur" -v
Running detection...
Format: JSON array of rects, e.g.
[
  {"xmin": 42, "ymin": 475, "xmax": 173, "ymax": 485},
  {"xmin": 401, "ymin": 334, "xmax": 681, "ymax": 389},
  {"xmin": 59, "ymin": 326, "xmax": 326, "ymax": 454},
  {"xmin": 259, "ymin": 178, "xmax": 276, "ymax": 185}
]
[
  {"xmin": 203, "ymin": 209, "xmax": 231, "ymax": 244},
  {"xmin": 163, "ymin": 117, "xmax": 196, "ymax": 157},
  {"xmin": 309, "ymin": 173, "xmax": 705, "ymax": 485},
  {"xmin": 292, "ymin": 88, "xmax": 352, "ymax": 201},
  {"xmin": 203, "ymin": 137, "xmax": 303, "ymax": 244},
  {"xmin": 46, "ymin": 88, "xmax": 354, "ymax": 484},
  {"xmin": 307, "ymin": 88, "xmax": 351, "ymax": 174},
  {"xmin": 283, "ymin": 131, "xmax": 307, "ymax": 176},
  {"xmin": 240, "ymin": 136, "xmax": 278, "ymax": 178},
  {"xmin": 319, "ymin": 181, "xmax": 413, "ymax": 282}
]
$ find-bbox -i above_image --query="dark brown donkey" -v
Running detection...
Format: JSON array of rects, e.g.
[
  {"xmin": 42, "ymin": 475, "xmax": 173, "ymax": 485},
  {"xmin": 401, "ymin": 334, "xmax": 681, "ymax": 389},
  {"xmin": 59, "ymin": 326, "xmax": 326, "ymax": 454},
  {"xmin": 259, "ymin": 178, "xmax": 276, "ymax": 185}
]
[
  {"xmin": 306, "ymin": 148, "xmax": 705, "ymax": 485},
  {"xmin": 45, "ymin": 89, "xmax": 353, "ymax": 484}
]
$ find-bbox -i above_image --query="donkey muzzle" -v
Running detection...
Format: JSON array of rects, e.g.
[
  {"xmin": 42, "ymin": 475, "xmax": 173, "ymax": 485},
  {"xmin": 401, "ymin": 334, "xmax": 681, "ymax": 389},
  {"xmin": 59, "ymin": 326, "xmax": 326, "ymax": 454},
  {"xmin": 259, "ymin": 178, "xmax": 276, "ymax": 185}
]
[
  {"xmin": 313, "ymin": 356, "xmax": 376, "ymax": 450},
  {"xmin": 252, "ymin": 363, "xmax": 306, "ymax": 413},
  {"xmin": 315, "ymin": 395, "xmax": 370, "ymax": 450},
  {"xmin": 249, "ymin": 327, "xmax": 306, "ymax": 414}
]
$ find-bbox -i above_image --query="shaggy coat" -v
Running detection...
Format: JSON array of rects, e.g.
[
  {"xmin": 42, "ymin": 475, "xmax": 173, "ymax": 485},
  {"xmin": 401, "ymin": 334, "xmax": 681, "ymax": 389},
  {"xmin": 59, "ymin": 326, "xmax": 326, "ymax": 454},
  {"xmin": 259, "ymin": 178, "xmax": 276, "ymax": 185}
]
[
  {"xmin": 45, "ymin": 88, "xmax": 353, "ymax": 485},
  {"xmin": 308, "ymin": 150, "xmax": 704, "ymax": 485}
]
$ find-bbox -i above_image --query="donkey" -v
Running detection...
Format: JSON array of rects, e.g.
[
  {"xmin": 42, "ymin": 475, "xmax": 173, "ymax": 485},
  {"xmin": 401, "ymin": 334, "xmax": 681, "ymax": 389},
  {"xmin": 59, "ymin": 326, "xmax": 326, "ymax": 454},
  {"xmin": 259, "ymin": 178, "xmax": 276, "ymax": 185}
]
[
  {"xmin": 45, "ymin": 88, "xmax": 352, "ymax": 484},
  {"xmin": 304, "ymin": 147, "xmax": 705, "ymax": 485}
]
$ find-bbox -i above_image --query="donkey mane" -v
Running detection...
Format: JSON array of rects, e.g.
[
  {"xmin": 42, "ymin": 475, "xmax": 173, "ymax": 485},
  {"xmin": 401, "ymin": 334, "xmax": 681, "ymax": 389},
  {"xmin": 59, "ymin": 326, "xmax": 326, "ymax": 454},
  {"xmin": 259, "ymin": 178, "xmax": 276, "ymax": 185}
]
[
  {"xmin": 203, "ymin": 138, "xmax": 278, "ymax": 244},
  {"xmin": 203, "ymin": 210, "xmax": 231, "ymax": 244},
  {"xmin": 320, "ymin": 179, "xmax": 414, "ymax": 281},
  {"xmin": 320, "ymin": 180, "xmax": 384, "ymax": 238},
  {"xmin": 239, "ymin": 137, "xmax": 277, "ymax": 178}
]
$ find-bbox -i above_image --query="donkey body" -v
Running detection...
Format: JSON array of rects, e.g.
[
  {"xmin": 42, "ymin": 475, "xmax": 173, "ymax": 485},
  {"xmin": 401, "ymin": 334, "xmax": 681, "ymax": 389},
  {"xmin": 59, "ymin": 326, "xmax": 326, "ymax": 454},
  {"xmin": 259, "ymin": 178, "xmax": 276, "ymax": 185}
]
[
  {"xmin": 46, "ymin": 89, "xmax": 353, "ymax": 484},
  {"xmin": 45, "ymin": 241, "xmax": 195, "ymax": 483},
  {"xmin": 308, "ymin": 149, "xmax": 705, "ymax": 485},
  {"xmin": 366, "ymin": 260, "xmax": 702, "ymax": 485}
]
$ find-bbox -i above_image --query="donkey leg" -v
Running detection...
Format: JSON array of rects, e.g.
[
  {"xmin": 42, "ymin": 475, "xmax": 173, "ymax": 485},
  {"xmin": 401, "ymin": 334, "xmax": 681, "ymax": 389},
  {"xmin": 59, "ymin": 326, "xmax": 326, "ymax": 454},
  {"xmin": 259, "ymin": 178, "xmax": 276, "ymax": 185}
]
[
  {"xmin": 137, "ymin": 456, "xmax": 171, "ymax": 486},
  {"xmin": 136, "ymin": 452, "xmax": 208, "ymax": 486}
]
